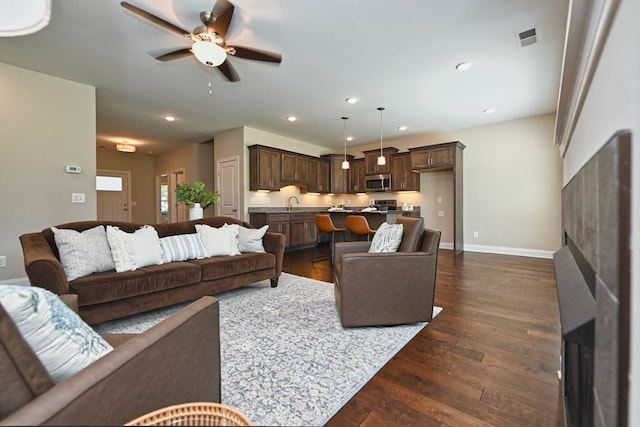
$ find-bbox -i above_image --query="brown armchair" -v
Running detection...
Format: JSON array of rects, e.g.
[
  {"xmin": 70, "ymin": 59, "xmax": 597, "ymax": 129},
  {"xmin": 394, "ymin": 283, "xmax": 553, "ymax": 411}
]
[
  {"xmin": 333, "ymin": 216, "xmax": 441, "ymax": 327},
  {"xmin": 0, "ymin": 295, "xmax": 220, "ymax": 426}
]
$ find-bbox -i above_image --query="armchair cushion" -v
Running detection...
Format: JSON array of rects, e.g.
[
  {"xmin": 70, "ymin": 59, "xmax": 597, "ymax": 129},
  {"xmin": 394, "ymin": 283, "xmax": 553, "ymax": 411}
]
[
  {"xmin": 0, "ymin": 286, "xmax": 112, "ymax": 383},
  {"xmin": 368, "ymin": 222, "xmax": 403, "ymax": 253},
  {"xmin": 395, "ymin": 216, "xmax": 425, "ymax": 252}
]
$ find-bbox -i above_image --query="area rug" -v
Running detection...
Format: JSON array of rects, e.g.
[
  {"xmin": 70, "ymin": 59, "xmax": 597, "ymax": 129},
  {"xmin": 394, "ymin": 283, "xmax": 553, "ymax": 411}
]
[{"xmin": 93, "ymin": 273, "xmax": 442, "ymax": 426}]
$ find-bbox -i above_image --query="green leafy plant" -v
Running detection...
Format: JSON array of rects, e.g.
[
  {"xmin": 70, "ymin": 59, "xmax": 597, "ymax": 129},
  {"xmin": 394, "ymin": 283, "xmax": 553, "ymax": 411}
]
[{"xmin": 175, "ymin": 181, "xmax": 219, "ymax": 209}]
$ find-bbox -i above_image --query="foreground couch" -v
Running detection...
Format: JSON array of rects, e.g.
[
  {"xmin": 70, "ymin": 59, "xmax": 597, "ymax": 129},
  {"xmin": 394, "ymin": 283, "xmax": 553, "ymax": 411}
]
[
  {"xmin": 333, "ymin": 216, "xmax": 441, "ymax": 327},
  {"xmin": 19, "ymin": 216, "xmax": 285, "ymax": 324},
  {"xmin": 0, "ymin": 294, "xmax": 220, "ymax": 426}
]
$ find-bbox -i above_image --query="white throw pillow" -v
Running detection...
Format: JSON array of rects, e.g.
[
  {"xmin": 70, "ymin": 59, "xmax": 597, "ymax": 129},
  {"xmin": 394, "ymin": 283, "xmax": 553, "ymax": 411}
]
[
  {"xmin": 368, "ymin": 222, "xmax": 404, "ymax": 253},
  {"xmin": 195, "ymin": 223, "xmax": 240, "ymax": 257},
  {"xmin": 51, "ymin": 225, "xmax": 115, "ymax": 281},
  {"xmin": 106, "ymin": 225, "xmax": 163, "ymax": 272},
  {"xmin": 160, "ymin": 233, "xmax": 207, "ymax": 263},
  {"xmin": 237, "ymin": 225, "xmax": 269, "ymax": 253},
  {"xmin": 0, "ymin": 285, "xmax": 113, "ymax": 383}
]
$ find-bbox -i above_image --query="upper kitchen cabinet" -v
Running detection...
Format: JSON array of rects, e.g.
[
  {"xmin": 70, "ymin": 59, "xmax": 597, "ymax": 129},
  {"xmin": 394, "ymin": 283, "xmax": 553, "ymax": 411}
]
[
  {"xmin": 391, "ymin": 152, "xmax": 420, "ymax": 192},
  {"xmin": 408, "ymin": 142, "xmax": 464, "ymax": 171},
  {"xmin": 281, "ymin": 152, "xmax": 309, "ymax": 187},
  {"xmin": 362, "ymin": 147, "xmax": 398, "ymax": 175},
  {"xmin": 249, "ymin": 145, "xmax": 281, "ymax": 191},
  {"xmin": 349, "ymin": 158, "xmax": 366, "ymax": 194},
  {"xmin": 322, "ymin": 154, "xmax": 354, "ymax": 194},
  {"xmin": 307, "ymin": 157, "xmax": 330, "ymax": 194}
]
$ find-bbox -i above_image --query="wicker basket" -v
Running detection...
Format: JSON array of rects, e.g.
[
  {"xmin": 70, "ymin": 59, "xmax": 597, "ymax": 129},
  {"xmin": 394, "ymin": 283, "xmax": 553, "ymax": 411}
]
[{"xmin": 125, "ymin": 402, "xmax": 252, "ymax": 426}]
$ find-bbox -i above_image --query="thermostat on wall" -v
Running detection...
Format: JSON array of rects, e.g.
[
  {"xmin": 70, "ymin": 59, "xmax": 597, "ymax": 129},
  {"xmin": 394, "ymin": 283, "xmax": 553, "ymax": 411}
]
[{"xmin": 65, "ymin": 165, "xmax": 82, "ymax": 174}]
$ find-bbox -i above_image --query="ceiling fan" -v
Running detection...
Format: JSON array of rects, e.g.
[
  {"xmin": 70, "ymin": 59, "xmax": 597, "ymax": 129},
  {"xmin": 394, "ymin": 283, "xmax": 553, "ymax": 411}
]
[{"xmin": 120, "ymin": 0, "xmax": 282, "ymax": 82}]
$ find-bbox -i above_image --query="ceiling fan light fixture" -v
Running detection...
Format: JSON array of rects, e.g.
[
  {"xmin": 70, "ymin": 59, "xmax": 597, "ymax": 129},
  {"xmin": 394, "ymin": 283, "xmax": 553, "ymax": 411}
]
[{"xmin": 192, "ymin": 41, "xmax": 226, "ymax": 67}]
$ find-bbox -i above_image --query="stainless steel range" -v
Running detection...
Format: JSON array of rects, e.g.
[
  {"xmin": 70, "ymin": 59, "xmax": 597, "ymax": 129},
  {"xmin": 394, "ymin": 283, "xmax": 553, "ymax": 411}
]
[{"xmin": 373, "ymin": 199, "xmax": 397, "ymax": 211}]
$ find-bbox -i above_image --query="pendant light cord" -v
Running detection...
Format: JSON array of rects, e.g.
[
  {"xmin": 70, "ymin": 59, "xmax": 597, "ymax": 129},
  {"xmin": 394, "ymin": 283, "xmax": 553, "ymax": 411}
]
[
  {"xmin": 343, "ymin": 116, "xmax": 348, "ymax": 160},
  {"xmin": 378, "ymin": 107, "xmax": 385, "ymax": 157}
]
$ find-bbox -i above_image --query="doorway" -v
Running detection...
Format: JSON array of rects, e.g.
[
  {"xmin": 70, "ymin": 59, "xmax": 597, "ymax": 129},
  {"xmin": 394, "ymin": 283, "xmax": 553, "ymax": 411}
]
[
  {"xmin": 97, "ymin": 170, "xmax": 131, "ymax": 221},
  {"xmin": 217, "ymin": 156, "xmax": 240, "ymax": 219}
]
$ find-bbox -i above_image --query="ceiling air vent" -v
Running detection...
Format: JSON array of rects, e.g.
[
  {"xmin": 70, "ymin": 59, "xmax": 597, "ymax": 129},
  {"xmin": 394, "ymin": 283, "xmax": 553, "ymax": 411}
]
[{"xmin": 517, "ymin": 27, "xmax": 539, "ymax": 47}]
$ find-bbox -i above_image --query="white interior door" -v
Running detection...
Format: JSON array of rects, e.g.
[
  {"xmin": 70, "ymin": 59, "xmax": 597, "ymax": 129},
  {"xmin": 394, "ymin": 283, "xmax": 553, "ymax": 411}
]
[
  {"xmin": 97, "ymin": 170, "xmax": 131, "ymax": 221},
  {"xmin": 170, "ymin": 169, "xmax": 186, "ymax": 223},
  {"xmin": 217, "ymin": 156, "xmax": 240, "ymax": 219}
]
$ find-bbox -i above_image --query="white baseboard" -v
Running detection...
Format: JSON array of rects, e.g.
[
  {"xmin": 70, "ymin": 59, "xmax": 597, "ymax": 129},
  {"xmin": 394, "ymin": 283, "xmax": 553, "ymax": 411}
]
[
  {"xmin": 0, "ymin": 277, "xmax": 30, "ymax": 286},
  {"xmin": 439, "ymin": 242, "xmax": 454, "ymax": 250},
  {"xmin": 463, "ymin": 244, "xmax": 554, "ymax": 259}
]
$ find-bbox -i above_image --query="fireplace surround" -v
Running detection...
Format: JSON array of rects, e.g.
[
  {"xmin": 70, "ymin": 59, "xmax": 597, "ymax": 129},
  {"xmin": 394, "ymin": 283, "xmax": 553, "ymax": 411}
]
[{"xmin": 554, "ymin": 130, "xmax": 631, "ymax": 426}]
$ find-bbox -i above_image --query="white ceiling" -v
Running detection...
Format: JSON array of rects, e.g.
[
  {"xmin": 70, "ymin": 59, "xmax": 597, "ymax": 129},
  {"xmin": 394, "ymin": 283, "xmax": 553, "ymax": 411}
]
[{"xmin": 0, "ymin": 0, "xmax": 569, "ymax": 155}]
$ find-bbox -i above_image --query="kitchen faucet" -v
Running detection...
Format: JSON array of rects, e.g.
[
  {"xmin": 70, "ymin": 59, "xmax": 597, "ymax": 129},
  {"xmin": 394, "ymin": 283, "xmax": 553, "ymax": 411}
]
[{"xmin": 287, "ymin": 196, "xmax": 299, "ymax": 211}]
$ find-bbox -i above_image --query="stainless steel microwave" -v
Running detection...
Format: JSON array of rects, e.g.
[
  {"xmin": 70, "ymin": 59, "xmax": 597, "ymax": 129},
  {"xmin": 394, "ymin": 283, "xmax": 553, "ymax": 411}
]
[{"xmin": 364, "ymin": 174, "xmax": 392, "ymax": 192}]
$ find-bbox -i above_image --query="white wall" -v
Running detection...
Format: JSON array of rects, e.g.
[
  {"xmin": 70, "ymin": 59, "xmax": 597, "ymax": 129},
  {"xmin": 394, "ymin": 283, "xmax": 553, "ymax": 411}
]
[
  {"xmin": 0, "ymin": 63, "xmax": 96, "ymax": 281},
  {"xmin": 561, "ymin": 0, "xmax": 639, "ymax": 420}
]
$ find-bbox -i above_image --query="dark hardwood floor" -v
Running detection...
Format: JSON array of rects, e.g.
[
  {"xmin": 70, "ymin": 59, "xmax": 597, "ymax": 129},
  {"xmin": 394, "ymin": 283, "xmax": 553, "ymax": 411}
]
[{"xmin": 283, "ymin": 246, "xmax": 563, "ymax": 426}]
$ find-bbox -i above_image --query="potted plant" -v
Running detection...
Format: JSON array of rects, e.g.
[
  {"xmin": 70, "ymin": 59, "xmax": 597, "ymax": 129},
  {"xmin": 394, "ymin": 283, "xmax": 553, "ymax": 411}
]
[{"xmin": 175, "ymin": 181, "xmax": 219, "ymax": 220}]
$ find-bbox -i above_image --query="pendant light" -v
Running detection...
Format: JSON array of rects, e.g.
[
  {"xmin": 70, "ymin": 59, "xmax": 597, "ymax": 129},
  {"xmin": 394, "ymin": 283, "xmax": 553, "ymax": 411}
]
[
  {"xmin": 377, "ymin": 107, "xmax": 386, "ymax": 166},
  {"xmin": 341, "ymin": 116, "xmax": 350, "ymax": 169}
]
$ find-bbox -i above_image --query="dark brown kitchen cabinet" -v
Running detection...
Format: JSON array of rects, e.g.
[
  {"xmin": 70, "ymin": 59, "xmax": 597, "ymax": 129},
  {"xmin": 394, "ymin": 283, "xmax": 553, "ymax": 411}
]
[
  {"xmin": 289, "ymin": 213, "xmax": 317, "ymax": 247},
  {"xmin": 349, "ymin": 158, "xmax": 366, "ymax": 193},
  {"xmin": 307, "ymin": 158, "xmax": 330, "ymax": 194},
  {"xmin": 249, "ymin": 145, "xmax": 281, "ymax": 191},
  {"xmin": 362, "ymin": 147, "xmax": 398, "ymax": 175},
  {"xmin": 281, "ymin": 153, "xmax": 309, "ymax": 186},
  {"xmin": 249, "ymin": 213, "xmax": 291, "ymax": 248},
  {"xmin": 409, "ymin": 144, "xmax": 454, "ymax": 171},
  {"xmin": 391, "ymin": 153, "xmax": 420, "ymax": 191},
  {"xmin": 321, "ymin": 154, "xmax": 353, "ymax": 195}
]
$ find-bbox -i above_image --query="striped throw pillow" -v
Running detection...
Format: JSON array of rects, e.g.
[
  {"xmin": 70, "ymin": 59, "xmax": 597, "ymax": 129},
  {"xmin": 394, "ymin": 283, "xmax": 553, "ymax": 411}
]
[{"xmin": 160, "ymin": 233, "xmax": 207, "ymax": 263}]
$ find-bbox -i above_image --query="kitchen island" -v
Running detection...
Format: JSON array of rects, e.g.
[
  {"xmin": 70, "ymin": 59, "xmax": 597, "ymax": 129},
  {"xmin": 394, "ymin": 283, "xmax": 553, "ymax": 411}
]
[{"xmin": 248, "ymin": 206, "xmax": 420, "ymax": 249}]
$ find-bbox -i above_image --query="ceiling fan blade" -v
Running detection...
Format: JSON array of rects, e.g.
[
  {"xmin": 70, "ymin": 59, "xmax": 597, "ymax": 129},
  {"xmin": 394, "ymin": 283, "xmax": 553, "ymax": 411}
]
[
  {"xmin": 155, "ymin": 48, "xmax": 193, "ymax": 62},
  {"xmin": 217, "ymin": 59, "xmax": 240, "ymax": 82},
  {"xmin": 207, "ymin": 0, "xmax": 235, "ymax": 38},
  {"xmin": 231, "ymin": 46, "xmax": 282, "ymax": 63},
  {"xmin": 121, "ymin": 2, "xmax": 190, "ymax": 38}
]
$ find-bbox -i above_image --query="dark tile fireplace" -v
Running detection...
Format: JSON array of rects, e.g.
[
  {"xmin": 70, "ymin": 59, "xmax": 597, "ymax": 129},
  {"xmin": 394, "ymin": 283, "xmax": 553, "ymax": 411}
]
[{"xmin": 554, "ymin": 130, "xmax": 631, "ymax": 426}]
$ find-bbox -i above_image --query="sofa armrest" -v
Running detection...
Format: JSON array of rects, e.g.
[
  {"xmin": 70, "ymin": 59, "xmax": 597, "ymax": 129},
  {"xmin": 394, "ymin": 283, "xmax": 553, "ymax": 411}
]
[
  {"xmin": 19, "ymin": 233, "xmax": 70, "ymax": 295},
  {"xmin": 0, "ymin": 296, "xmax": 221, "ymax": 426},
  {"xmin": 58, "ymin": 294, "xmax": 79, "ymax": 313},
  {"xmin": 262, "ymin": 231, "xmax": 286, "ymax": 276},
  {"xmin": 334, "ymin": 241, "xmax": 372, "ymax": 264}
]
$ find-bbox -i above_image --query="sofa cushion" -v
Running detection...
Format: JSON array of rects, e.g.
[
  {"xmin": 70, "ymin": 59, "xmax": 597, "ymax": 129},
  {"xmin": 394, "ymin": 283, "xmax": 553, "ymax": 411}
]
[
  {"xmin": 395, "ymin": 216, "xmax": 425, "ymax": 252},
  {"xmin": 0, "ymin": 286, "xmax": 113, "ymax": 383},
  {"xmin": 51, "ymin": 225, "xmax": 115, "ymax": 281},
  {"xmin": 107, "ymin": 225, "xmax": 163, "ymax": 272},
  {"xmin": 196, "ymin": 223, "xmax": 241, "ymax": 257},
  {"xmin": 70, "ymin": 262, "xmax": 202, "ymax": 306},
  {"xmin": 368, "ymin": 222, "xmax": 404, "ymax": 253},
  {"xmin": 160, "ymin": 233, "xmax": 207, "ymax": 263},
  {"xmin": 238, "ymin": 225, "xmax": 269, "ymax": 253},
  {"xmin": 190, "ymin": 253, "xmax": 275, "ymax": 281}
]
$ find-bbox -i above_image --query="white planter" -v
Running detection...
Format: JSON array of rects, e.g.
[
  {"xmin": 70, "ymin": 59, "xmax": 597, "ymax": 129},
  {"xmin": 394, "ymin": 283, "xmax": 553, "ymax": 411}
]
[{"xmin": 189, "ymin": 203, "xmax": 203, "ymax": 220}]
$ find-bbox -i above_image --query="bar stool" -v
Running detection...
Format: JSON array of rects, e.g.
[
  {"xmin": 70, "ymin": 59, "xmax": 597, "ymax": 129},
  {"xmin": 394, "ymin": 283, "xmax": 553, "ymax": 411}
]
[
  {"xmin": 313, "ymin": 214, "xmax": 346, "ymax": 263},
  {"xmin": 346, "ymin": 215, "xmax": 377, "ymax": 242}
]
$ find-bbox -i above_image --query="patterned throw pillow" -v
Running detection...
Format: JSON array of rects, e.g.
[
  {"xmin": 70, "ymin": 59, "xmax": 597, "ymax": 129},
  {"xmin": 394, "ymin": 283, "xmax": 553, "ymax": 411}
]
[
  {"xmin": 238, "ymin": 225, "xmax": 269, "ymax": 253},
  {"xmin": 160, "ymin": 233, "xmax": 207, "ymax": 263},
  {"xmin": 0, "ymin": 285, "xmax": 113, "ymax": 383},
  {"xmin": 106, "ymin": 225, "xmax": 163, "ymax": 272},
  {"xmin": 368, "ymin": 222, "xmax": 404, "ymax": 253},
  {"xmin": 51, "ymin": 225, "xmax": 115, "ymax": 281}
]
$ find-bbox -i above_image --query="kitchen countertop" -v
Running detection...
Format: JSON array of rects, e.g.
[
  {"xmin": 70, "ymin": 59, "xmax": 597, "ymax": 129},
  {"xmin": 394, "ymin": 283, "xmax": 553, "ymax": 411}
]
[{"xmin": 248, "ymin": 206, "xmax": 420, "ymax": 214}]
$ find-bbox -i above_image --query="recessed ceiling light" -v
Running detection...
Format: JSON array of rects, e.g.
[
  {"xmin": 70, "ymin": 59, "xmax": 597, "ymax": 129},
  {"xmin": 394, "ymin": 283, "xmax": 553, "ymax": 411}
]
[
  {"xmin": 455, "ymin": 61, "xmax": 472, "ymax": 71},
  {"xmin": 483, "ymin": 108, "xmax": 495, "ymax": 114},
  {"xmin": 286, "ymin": 115, "xmax": 297, "ymax": 122},
  {"xmin": 347, "ymin": 136, "xmax": 354, "ymax": 141},
  {"xmin": 164, "ymin": 115, "xmax": 176, "ymax": 122},
  {"xmin": 397, "ymin": 126, "xmax": 407, "ymax": 131},
  {"xmin": 345, "ymin": 97, "xmax": 358, "ymax": 104}
]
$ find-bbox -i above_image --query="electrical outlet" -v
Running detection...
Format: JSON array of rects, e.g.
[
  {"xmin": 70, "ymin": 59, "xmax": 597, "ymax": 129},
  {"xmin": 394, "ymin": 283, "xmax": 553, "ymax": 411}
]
[
  {"xmin": 437, "ymin": 196, "xmax": 443, "ymax": 204},
  {"xmin": 437, "ymin": 210, "xmax": 445, "ymax": 217},
  {"xmin": 473, "ymin": 231, "xmax": 479, "ymax": 238},
  {"xmin": 0, "ymin": 256, "xmax": 6, "ymax": 268}
]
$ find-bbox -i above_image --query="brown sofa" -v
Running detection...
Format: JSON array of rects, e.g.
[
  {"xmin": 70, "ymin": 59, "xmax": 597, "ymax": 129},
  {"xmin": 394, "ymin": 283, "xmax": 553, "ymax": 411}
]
[
  {"xmin": 0, "ymin": 294, "xmax": 220, "ymax": 426},
  {"xmin": 333, "ymin": 216, "xmax": 441, "ymax": 327},
  {"xmin": 19, "ymin": 216, "xmax": 286, "ymax": 325}
]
